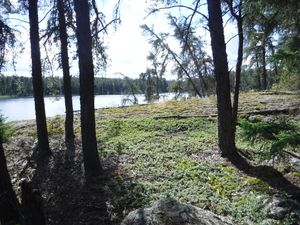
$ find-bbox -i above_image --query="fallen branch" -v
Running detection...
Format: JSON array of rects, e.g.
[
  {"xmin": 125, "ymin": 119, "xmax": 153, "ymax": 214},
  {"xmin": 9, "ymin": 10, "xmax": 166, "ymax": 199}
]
[
  {"xmin": 240, "ymin": 108, "xmax": 299, "ymax": 116},
  {"xmin": 153, "ymin": 107, "xmax": 299, "ymax": 120},
  {"xmin": 154, "ymin": 114, "xmax": 217, "ymax": 120}
]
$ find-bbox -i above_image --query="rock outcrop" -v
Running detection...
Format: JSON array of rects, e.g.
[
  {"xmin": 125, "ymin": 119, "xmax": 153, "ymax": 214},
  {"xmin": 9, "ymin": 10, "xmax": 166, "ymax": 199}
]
[{"xmin": 121, "ymin": 197, "xmax": 233, "ymax": 225}]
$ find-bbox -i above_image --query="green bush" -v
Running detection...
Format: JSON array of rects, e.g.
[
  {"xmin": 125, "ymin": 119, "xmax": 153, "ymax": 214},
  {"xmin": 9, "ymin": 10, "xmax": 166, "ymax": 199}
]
[
  {"xmin": 238, "ymin": 119, "xmax": 300, "ymax": 159},
  {"xmin": 0, "ymin": 115, "xmax": 14, "ymax": 142}
]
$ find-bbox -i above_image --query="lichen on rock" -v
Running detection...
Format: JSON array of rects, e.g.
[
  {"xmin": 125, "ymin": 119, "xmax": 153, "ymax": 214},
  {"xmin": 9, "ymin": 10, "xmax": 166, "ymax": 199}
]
[{"xmin": 121, "ymin": 197, "xmax": 233, "ymax": 225}]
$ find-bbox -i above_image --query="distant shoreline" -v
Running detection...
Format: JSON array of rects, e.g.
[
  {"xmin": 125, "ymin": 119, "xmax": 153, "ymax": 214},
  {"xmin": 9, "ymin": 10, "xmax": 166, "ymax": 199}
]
[{"xmin": 0, "ymin": 93, "xmax": 136, "ymax": 100}]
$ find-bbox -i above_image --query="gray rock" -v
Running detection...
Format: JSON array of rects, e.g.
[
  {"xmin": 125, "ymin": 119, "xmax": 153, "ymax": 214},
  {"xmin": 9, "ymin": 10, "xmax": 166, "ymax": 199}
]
[
  {"xmin": 264, "ymin": 197, "xmax": 300, "ymax": 220},
  {"xmin": 121, "ymin": 197, "xmax": 233, "ymax": 225},
  {"xmin": 291, "ymin": 158, "xmax": 300, "ymax": 171}
]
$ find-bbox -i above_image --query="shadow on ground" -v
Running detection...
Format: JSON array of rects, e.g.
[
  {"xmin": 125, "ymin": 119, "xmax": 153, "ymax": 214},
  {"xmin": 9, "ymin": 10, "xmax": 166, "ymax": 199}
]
[
  {"xmin": 228, "ymin": 150, "xmax": 300, "ymax": 201},
  {"xmin": 26, "ymin": 137, "xmax": 134, "ymax": 225},
  {"xmin": 15, "ymin": 138, "xmax": 300, "ymax": 225}
]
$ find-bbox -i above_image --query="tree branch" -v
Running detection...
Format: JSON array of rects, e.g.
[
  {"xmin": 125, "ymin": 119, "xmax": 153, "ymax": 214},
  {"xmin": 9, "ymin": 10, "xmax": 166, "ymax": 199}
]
[
  {"xmin": 183, "ymin": 0, "xmax": 201, "ymax": 52},
  {"xmin": 145, "ymin": 4, "xmax": 209, "ymax": 22},
  {"xmin": 226, "ymin": 33, "xmax": 239, "ymax": 45},
  {"xmin": 142, "ymin": 25, "xmax": 203, "ymax": 98},
  {"xmin": 92, "ymin": 18, "xmax": 121, "ymax": 37},
  {"xmin": 91, "ymin": 0, "xmax": 108, "ymax": 34}
]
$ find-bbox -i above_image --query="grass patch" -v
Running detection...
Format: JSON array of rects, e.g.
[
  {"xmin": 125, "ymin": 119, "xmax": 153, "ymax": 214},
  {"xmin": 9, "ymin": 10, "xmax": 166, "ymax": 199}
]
[
  {"xmin": 0, "ymin": 95, "xmax": 19, "ymax": 99},
  {"xmin": 10, "ymin": 92, "xmax": 300, "ymax": 225},
  {"xmin": 96, "ymin": 115, "xmax": 294, "ymax": 224},
  {"xmin": 47, "ymin": 116, "xmax": 64, "ymax": 136}
]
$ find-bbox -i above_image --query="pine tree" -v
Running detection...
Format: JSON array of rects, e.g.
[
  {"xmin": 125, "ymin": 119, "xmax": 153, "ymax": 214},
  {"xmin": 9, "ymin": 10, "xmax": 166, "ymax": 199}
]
[
  {"xmin": 28, "ymin": 0, "xmax": 51, "ymax": 156},
  {"xmin": 74, "ymin": 0, "xmax": 102, "ymax": 177}
]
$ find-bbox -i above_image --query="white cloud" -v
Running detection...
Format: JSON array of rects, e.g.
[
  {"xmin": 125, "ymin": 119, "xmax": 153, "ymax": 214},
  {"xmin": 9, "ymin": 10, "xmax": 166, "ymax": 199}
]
[
  {"xmin": 102, "ymin": 0, "xmax": 168, "ymax": 78},
  {"xmin": 105, "ymin": 22, "xmax": 151, "ymax": 77},
  {"xmin": 3, "ymin": 0, "xmax": 240, "ymax": 79}
]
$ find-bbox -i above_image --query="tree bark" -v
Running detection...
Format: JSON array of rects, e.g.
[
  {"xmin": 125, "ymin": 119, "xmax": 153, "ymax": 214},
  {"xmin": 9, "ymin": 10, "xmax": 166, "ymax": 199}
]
[
  {"xmin": 255, "ymin": 52, "xmax": 261, "ymax": 90},
  {"xmin": 269, "ymin": 42, "xmax": 278, "ymax": 79},
  {"xmin": 262, "ymin": 41, "xmax": 267, "ymax": 90},
  {"xmin": 74, "ymin": 0, "xmax": 102, "ymax": 177},
  {"xmin": 21, "ymin": 181, "xmax": 46, "ymax": 225},
  {"xmin": 207, "ymin": 0, "xmax": 236, "ymax": 156},
  {"xmin": 57, "ymin": 0, "xmax": 75, "ymax": 142},
  {"xmin": 0, "ymin": 141, "xmax": 22, "ymax": 225},
  {"xmin": 232, "ymin": 2, "xmax": 244, "ymax": 140},
  {"xmin": 28, "ymin": 0, "xmax": 51, "ymax": 156}
]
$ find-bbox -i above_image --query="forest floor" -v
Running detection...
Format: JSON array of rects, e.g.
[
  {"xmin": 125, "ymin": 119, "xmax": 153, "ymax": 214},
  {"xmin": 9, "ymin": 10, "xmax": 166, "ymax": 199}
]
[{"xmin": 4, "ymin": 91, "xmax": 300, "ymax": 225}]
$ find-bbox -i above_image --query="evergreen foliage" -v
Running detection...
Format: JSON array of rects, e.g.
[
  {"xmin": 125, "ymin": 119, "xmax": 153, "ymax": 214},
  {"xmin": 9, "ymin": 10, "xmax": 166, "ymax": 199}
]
[
  {"xmin": 0, "ymin": 76, "xmax": 170, "ymax": 97},
  {"xmin": 238, "ymin": 118, "xmax": 300, "ymax": 159},
  {"xmin": 0, "ymin": 115, "xmax": 14, "ymax": 142},
  {"xmin": 243, "ymin": 0, "xmax": 300, "ymax": 91},
  {"xmin": 0, "ymin": 1, "xmax": 16, "ymax": 74}
]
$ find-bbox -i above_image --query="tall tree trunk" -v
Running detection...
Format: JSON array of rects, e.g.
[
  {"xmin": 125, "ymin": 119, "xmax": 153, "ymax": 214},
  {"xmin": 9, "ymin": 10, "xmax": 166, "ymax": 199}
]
[
  {"xmin": 156, "ymin": 75, "xmax": 160, "ymax": 97},
  {"xmin": 232, "ymin": 6, "xmax": 244, "ymax": 140},
  {"xmin": 0, "ymin": 140, "xmax": 22, "ymax": 225},
  {"xmin": 255, "ymin": 52, "xmax": 261, "ymax": 90},
  {"xmin": 74, "ymin": 0, "xmax": 102, "ymax": 177},
  {"xmin": 207, "ymin": 0, "xmax": 236, "ymax": 157},
  {"xmin": 262, "ymin": 41, "xmax": 267, "ymax": 90},
  {"xmin": 57, "ymin": 0, "xmax": 75, "ymax": 142},
  {"xmin": 28, "ymin": 0, "xmax": 50, "ymax": 156},
  {"xmin": 269, "ymin": 43, "xmax": 278, "ymax": 83},
  {"xmin": 21, "ymin": 181, "xmax": 46, "ymax": 225}
]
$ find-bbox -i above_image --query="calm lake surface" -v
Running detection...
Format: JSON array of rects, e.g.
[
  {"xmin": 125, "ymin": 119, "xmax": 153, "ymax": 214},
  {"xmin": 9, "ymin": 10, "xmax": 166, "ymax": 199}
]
[{"xmin": 0, "ymin": 93, "xmax": 175, "ymax": 122}]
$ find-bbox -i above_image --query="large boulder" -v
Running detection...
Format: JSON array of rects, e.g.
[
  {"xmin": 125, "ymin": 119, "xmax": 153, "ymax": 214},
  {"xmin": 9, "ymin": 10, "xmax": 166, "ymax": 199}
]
[{"xmin": 121, "ymin": 197, "xmax": 233, "ymax": 225}]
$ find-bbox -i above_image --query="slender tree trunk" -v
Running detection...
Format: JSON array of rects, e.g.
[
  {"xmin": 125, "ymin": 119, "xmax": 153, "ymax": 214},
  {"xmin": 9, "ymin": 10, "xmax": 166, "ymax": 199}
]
[
  {"xmin": 156, "ymin": 75, "xmax": 160, "ymax": 97},
  {"xmin": 269, "ymin": 43, "xmax": 278, "ymax": 83},
  {"xmin": 262, "ymin": 41, "xmax": 267, "ymax": 90},
  {"xmin": 21, "ymin": 181, "xmax": 46, "ymax": 225},
  {"xmin": 74, "ymin": 0, "xmax": 102, "ymax": 177},
  {"xmin": 207, "ymin": 0, "xmax": 236, "ymax": 157},
  {"xmin": 232, "ymin": 10, "xmax": 244, "ymax": 139},
  {"xmin": 57, "ymin": 0, "xmax": 75, "ymax": 142},
  {"xmin": 0, "ymin": 140, "xmax": 22, "ymax": 225},
  {"xmin": 255, "ymin": 52, "xmax": 261, "ymax": 90},
  {"xmin": 28, "ymin": 0, "xmax": 50, "ymax": 156}
]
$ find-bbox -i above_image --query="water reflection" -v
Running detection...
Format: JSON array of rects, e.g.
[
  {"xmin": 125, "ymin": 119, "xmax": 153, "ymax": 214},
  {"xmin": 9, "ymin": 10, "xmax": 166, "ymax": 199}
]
[{"xmin": 0, "ymin": 93, "xmax": 176, "ymax": 121}]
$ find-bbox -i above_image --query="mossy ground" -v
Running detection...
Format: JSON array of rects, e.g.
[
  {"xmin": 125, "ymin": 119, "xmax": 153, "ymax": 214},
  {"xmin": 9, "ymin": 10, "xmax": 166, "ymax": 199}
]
[
  {"xmin": 8, "ymin": 91, "xmax": 300, "ymax": 225},
  {"xmin": 95, "ymin": 117, "xmax": 297, "ymax": 225}
]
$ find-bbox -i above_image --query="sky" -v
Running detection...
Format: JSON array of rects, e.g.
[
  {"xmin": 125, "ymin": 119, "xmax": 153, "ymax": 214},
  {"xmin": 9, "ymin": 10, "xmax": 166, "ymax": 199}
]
[
  {"xmin": 2, "ymin": 0, "xmax": 239, "ymax": 80},
  {"xmin": 101, "ymin": 0, "xmax": 238, "ymax": 79}
]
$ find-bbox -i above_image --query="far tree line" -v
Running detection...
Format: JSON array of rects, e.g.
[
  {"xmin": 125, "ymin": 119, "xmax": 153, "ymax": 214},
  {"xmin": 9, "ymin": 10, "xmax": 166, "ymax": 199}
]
[
  {"xmin": 0, "ymin": 75, "xmax": 168, "ymax": 97},
  {"xmin": 0, "ymin": 67, "xmax": 284, "ymax": 100}
]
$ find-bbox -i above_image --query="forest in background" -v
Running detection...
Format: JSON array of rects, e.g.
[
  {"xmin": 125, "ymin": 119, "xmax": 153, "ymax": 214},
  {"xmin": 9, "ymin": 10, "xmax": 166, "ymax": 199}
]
[
  {"xmin": 0, "ymin": 75, "xmax": 169, "ymax": 97},
  {"xmin": 0, "ymin": 68, "xmax": 287, "ymax": 99}
]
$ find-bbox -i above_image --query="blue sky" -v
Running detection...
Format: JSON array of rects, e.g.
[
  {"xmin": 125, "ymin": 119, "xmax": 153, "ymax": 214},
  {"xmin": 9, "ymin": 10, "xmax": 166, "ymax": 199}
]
[{"xmin": 2, "ymin": 0, "xmax": 238, "ymax": 79}]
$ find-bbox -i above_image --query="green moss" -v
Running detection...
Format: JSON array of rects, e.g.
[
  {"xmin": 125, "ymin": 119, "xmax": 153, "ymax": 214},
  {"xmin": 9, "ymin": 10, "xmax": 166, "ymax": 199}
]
[
  {"xmin": 47, "ymin": 116, "xmax": 64, "ymax": 136},
  {"xmin": 0, "ymin": 95, "xmax": 14, "ymax": 99},
  {"xmin": 292, "ymin": 172, "xmax": 300, "ymax": 177},
  {"xmin": 243, "ymin": 177, "xmax": 270, "ymax": 192}
]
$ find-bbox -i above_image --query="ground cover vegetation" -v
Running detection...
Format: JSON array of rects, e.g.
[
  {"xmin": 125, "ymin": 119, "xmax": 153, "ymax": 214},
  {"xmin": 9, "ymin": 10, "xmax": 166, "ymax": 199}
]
[{"xmin": 5, "ymin": 92, "xmax": 300, "ymax": 225}]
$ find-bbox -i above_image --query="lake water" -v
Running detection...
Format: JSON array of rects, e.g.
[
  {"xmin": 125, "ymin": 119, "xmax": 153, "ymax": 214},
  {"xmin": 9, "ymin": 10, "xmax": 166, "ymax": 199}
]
[{"xmin": 0, "ymin": 93, "xmax": 175, "ymax": 121}]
